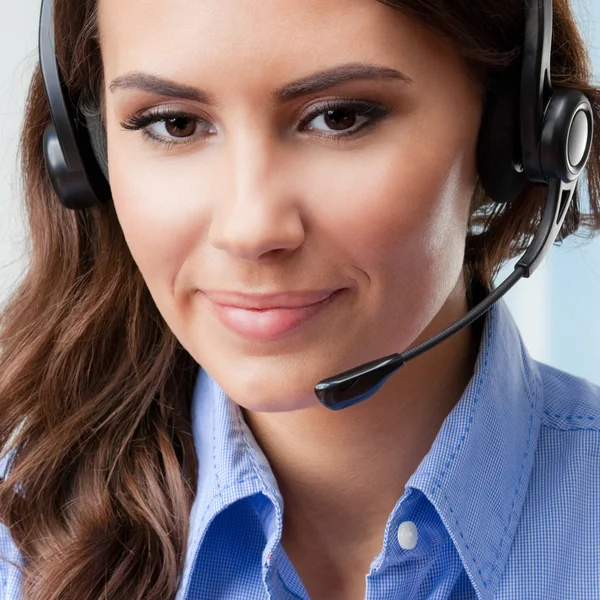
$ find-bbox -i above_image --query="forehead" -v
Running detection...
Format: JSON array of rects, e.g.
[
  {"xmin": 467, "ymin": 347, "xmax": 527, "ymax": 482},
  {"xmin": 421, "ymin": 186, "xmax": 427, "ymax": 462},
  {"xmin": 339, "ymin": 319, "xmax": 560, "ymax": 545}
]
[{"xmin": 98, "ymin": 0, "xmax": 462, "ymax": 93}]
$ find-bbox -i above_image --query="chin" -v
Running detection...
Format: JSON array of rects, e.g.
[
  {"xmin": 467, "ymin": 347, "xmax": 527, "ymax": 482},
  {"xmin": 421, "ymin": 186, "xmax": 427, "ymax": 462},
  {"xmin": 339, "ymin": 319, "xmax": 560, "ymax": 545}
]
[
  {"xmin": 204, "ymin": 357, "xmax": 325, "ymax": 413},
  {"xmin": 227, "ymin": 386, "xmax": 321, "ymax": 414}
]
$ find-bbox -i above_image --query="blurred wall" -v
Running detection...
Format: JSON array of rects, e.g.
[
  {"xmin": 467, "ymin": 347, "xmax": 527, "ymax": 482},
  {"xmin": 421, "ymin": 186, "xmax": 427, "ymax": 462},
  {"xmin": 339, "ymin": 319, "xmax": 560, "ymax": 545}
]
[{"xmin": 0, "ymin": 2, "xmax": 38, "ymax": 307}]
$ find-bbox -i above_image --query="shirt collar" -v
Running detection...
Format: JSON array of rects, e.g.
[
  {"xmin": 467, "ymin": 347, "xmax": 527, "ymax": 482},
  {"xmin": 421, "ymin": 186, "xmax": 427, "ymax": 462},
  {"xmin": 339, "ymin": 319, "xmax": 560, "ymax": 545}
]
[
  {"xmin": 407, "ymin": 294, "xmax": 543, "ymax": 599},
  {"xmin": 190, "ymin": 364, "xmax": 282, "ymax": 527}
]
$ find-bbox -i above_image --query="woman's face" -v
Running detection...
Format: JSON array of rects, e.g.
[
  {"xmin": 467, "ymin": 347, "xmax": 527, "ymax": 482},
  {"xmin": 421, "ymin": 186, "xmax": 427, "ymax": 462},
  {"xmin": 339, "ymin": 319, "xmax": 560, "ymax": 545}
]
[{"xmin": 99, "ymin": 0, "xmax": 483, "ymax": 412}]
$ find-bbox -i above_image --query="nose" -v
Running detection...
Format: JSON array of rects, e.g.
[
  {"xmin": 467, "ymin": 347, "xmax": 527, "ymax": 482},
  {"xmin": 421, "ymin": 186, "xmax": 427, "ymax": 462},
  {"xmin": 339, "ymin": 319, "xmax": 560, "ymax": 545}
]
[{"xmin": 208, "ymin": 128, "xmax": 305, "ymax": 262}]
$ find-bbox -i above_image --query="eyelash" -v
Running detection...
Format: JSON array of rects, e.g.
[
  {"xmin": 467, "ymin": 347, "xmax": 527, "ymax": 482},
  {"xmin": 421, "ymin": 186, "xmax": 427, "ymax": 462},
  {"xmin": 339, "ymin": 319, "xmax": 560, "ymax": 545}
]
[{"xmin": 119, "ymin": 98, "xmax": 392, "ymax": 149}]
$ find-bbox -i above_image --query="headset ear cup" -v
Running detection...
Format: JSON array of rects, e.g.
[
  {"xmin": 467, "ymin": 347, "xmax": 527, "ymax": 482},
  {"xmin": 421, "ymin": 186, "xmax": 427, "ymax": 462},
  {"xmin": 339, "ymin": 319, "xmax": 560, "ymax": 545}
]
[
  {"xmin": 477, "ymin": 80, "xmax": 529, "ymax": 204},
  {"xmin": 43, "ymin": 121, "xmax": 72, "ymax": 202},
  {"xmin": 42, "ymin": 120, "xmax": 108, "ymax": 210},
  {"xmin": 539, "ymin": 87, "xmax": 594, "ymax": 182}
]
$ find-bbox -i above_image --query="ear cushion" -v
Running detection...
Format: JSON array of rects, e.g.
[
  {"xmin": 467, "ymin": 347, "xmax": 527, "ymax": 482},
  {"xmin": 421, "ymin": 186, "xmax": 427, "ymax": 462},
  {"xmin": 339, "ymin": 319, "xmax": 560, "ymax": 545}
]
[
  {"xmin": 78, "ymin": 98, "xmax": 109, "ymax": 181},
  {"xmin": 476, "ymin": 74, "xmax": 529, "ymax": 204},
  {"xmin": 86, "ymin": 112, "xmax": 109, "ymax": 182}
]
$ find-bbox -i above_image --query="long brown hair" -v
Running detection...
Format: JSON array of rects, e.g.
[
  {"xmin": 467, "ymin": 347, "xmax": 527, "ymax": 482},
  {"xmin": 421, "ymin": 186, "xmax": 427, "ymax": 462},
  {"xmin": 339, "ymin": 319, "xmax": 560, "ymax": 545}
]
[{"xmin": 1, "ymin": 0, "xmax": 599, "ymax": 598}]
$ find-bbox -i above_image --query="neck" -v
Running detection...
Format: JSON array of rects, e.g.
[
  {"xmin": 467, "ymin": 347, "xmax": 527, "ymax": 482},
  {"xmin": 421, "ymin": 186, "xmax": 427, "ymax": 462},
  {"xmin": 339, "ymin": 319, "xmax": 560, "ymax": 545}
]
[{"xmin": 241, "ymin": 276, "xmax": 482, "ymax": 590}]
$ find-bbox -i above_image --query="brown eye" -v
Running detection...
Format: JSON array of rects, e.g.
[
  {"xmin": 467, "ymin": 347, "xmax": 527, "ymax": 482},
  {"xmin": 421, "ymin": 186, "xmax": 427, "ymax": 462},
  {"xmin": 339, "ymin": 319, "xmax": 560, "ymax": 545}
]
[
  {"xmin": 121, "ymin": 109, "xmax": 214, "ymax": 146},
  {"xmin": 164, "ymin": 116, "xmax": 197, "ymax": 138},
  {"xmin": 323, "ymin": 108, "xmax": 357, "ymax": 131},
  {"xmin": 300, "ymin": 100, "xmax": 390, "ymax": 137}
]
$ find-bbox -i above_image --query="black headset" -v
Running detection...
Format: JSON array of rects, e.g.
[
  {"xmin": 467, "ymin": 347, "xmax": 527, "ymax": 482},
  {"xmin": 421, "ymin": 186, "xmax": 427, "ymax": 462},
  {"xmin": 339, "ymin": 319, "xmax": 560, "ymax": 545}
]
[{"xmin": 39, "ymin": 0, "xmax": 594, "ymax": 410}]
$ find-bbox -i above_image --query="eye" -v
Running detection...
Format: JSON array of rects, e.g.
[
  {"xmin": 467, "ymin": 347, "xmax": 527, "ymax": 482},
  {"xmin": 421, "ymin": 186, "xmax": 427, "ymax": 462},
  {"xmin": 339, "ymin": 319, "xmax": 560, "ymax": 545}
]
[
  {"xmin": 120, "ymin": 109, "xmax": 215, "ymax": 146},
  {"xmin": 299, "ymin": 99, "xmax": 391, "ymax": 138},
  {"xmin": 149, "ymin": 115, "xmax": 199, "ymax": 138}
]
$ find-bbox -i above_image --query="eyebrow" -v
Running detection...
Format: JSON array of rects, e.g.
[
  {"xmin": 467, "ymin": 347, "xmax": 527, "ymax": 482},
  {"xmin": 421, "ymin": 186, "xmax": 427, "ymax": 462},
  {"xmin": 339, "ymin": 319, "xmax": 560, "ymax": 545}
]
[{"xmin": 109, "ymin": 62, "xmax": 414, "ymax": 104}]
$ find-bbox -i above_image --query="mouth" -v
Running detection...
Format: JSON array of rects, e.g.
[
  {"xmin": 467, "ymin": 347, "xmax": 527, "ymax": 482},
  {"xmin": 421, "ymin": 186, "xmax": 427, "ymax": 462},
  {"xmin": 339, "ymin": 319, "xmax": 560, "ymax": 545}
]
[
  {"xmin": 201, "ymin": 288, "xmax": 343, "ymax": 310},
  {"xmin": 204, "ymin": 288, "xmax": 348, "ymax": 342}
]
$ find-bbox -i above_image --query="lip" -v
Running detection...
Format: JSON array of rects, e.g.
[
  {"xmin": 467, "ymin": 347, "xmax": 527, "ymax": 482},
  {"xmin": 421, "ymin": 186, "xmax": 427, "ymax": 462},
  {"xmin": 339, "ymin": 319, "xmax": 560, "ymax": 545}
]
[
  {"xmin": 200, "ymin": 288, "xmax": 341, "ymax": 309},
  {"xmin": 201, "ymin": 288, "xmax": 347, "ymax": 341}
]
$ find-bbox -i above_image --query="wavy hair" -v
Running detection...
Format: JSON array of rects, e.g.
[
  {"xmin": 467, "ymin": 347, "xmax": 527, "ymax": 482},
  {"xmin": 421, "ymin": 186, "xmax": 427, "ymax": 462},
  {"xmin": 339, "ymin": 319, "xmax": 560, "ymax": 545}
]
[{"xmin": 1, "ymin": 0, "xmax": 599, "ymax": 598}]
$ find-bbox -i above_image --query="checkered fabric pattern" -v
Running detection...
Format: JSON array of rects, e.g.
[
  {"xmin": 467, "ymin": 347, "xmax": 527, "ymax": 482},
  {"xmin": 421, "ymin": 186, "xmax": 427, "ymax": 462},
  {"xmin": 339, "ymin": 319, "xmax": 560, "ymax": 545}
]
[{"xmin": 1, "ymin": 297, "xmax": 599, "ymax": 599}]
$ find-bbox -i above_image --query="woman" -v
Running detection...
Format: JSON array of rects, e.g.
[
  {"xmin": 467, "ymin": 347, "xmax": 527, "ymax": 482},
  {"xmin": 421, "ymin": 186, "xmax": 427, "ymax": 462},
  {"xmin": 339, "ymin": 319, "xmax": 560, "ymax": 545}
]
[{"xmin": 0, "ymin": 0, "xmax": 599, "ymax": 598}]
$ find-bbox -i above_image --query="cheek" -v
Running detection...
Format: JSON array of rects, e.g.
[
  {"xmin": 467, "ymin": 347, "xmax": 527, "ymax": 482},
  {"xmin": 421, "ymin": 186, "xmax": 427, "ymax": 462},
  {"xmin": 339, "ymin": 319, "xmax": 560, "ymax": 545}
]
[
  {"xmin": 313, "ymin": 134, "xmax": 476, "ymax": 302},
  {"xmin": 337, "ymin": 147, "xmax": 476, "ymax": 373},
  {"xmin": 107, "ymin": 147, "xmax": 212, "ymax": 303}
]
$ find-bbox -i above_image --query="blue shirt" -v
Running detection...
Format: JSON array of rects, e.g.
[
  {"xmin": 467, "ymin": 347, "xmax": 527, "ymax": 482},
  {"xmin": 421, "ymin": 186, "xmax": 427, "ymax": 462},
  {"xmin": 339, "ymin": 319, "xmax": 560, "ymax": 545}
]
[{"xmin": 1, "ymin": 297, "xmax": 600, "ymax": 599}]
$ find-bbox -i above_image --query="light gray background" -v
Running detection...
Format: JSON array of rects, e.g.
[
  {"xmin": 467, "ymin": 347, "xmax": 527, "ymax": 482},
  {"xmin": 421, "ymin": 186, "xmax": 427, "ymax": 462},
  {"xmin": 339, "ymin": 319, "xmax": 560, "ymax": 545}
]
[{"xmin": 1, "ymin": 1, "xmax": 599, "ymax": 383}]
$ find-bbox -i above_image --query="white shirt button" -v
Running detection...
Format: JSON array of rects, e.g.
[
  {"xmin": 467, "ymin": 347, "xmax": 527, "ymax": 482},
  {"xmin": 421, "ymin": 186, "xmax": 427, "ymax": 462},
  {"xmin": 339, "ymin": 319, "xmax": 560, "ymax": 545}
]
[{"xmin": 397, "ymin": 520, "xmax": 418, "ymax": 550}]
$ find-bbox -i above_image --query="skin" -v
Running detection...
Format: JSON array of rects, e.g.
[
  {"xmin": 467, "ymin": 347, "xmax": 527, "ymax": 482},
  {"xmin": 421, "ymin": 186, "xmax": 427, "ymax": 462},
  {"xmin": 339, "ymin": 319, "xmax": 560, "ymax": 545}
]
[{"xmin": 98, "ymin": 0, "xmax": 484, "ymax": 597}]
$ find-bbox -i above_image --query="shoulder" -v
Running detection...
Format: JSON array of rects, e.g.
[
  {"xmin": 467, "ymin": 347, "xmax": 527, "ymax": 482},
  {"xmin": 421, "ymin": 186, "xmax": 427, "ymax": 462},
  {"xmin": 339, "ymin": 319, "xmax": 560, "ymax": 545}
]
[
  {"xmin": 530, "ymin": 360, "xmax": 600, "ymax": 500},
  {"xmin": 0, "ymin": 521, "xmax": 25, "ymax": 599},
  {"xmin": 500, "ymin": 362, "xmax": 600, "ymax": 599},
  {"xmin": 535, "ymin": 360, "xmax": 600, "ymax": 432},
  {"xmin": 528, "ymin": 362, "xmax": 600, "ymax": 534}
]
